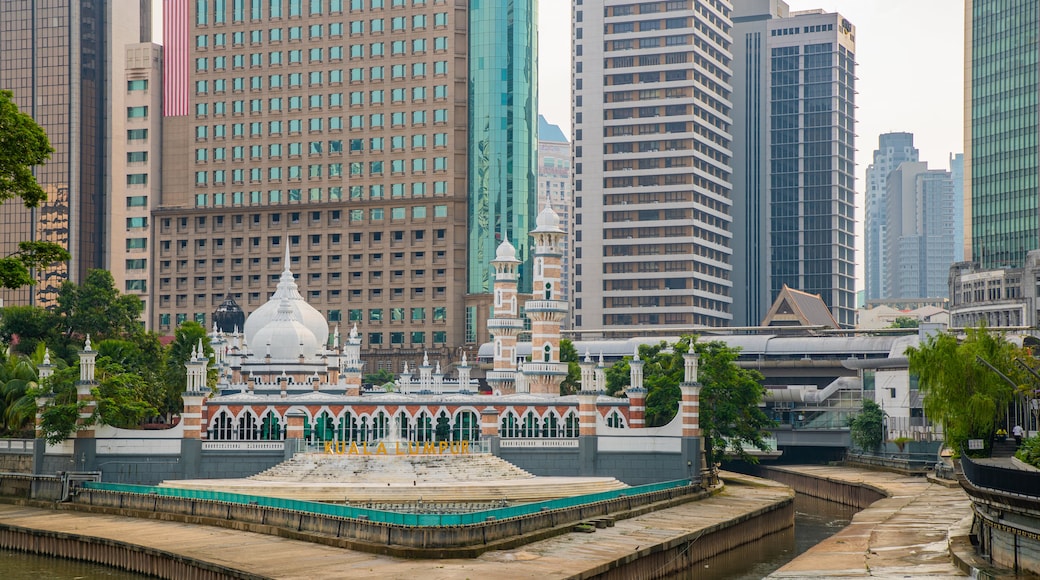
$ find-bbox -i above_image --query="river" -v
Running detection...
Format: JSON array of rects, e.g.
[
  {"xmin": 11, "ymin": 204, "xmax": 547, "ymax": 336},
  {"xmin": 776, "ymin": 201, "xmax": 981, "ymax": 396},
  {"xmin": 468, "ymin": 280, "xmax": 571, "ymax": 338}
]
[{"xmin": 0, "ymin": 494, "xmax": 856, "ymax": 579}]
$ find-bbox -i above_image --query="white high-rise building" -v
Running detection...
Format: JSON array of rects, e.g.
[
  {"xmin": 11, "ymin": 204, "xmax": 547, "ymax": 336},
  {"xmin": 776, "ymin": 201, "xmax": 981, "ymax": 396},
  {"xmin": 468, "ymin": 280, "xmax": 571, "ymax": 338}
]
[
  {"xmin": 572, "ymin": 0, "xmax": 735, "ymax": 332},
  {"xmin": 883, "ymin": 162, "xmax": 955, "ymax": 300},
  {"xmin": 864, "ymin": 133, "xmax": 918, "ymax": 301},
  {"xmin": 731, "ymin": 0, "xmax": 857, "ymax": 327}
]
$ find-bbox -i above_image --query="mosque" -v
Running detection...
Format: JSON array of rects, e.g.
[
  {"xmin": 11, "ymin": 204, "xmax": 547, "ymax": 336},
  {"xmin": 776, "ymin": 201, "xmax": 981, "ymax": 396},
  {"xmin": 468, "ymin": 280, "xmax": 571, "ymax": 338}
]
[{"xmin": 197, "ymin": 201, "xmax": 648, "ymax": 444}]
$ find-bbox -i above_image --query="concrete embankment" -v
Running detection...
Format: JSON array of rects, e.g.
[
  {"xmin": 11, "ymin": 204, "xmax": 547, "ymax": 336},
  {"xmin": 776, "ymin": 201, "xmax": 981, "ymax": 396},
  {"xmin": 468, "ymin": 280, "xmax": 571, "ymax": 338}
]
[
  {"xmin": 0, "ymin": 473, "xmax": 793, "ymax": 579},
  {"xmin": 755, "ymin": 465, "xmax": 979, "ymax": 579}
]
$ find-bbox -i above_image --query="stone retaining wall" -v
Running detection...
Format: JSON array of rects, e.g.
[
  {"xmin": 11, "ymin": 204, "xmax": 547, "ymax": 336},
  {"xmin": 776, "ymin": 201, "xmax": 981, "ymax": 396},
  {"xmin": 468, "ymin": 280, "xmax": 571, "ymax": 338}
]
[
  {"xmin": 0, "ymin": 524, "xmax": 266, "ymax": 580},
  {"xmin": 745, "ymin": 465, "xmax": 885, "ymax": 508},
  {"xmin": 70, "ymin": 484, "xmax": 709, "ymax": 557},
  {"xmin": 576, "ymin": 490, "xmax": 794, "ymax": 579}
]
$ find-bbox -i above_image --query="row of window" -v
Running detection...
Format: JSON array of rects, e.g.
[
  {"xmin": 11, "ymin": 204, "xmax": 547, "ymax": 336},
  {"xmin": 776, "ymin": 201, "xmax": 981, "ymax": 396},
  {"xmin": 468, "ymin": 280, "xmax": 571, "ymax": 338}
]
[
  {"xmin": 196, "ymin": 0, "xmax": 347, "ymax": 24},
  {"xmin": 192, "ymin": 112, "xmax": 450, "ymax": 140},
  {"xmin": 197, "ymin": 23, "xmax": 345, "ymax": 46},
  {"xmin": 193, "ymin": 134, "xmax": 450, "ymax": 163},
  {"xmin": 193, "ymin": 61, "xmax": 449, "ymax": 95},
  {"xmin": 194, "ymin": 86, "xmax": 448, "ymax": 117},
  {"xmin": 194, "ymin": 0, "xmax": 441, "ymax": 28},
  {"xmin": 192, "ymin": 180, "xmax": 449, "ymax": 206},
  {"xmin": 193, "ymin": 117, "xmax": 346, "ymax": 138}
]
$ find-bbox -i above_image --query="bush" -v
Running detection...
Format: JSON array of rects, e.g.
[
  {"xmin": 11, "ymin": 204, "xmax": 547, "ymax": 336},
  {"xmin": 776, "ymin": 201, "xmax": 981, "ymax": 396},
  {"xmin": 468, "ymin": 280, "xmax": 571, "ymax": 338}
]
[{"xmin": 1015, "ymin": 436, "xmax": 1040, "ymax": 468}]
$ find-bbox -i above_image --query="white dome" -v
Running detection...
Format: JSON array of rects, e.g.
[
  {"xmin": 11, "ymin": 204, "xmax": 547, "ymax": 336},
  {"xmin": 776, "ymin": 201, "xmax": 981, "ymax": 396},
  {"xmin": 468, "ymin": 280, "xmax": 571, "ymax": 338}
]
[
  {"xmin": 494, "ymin": 239, "xmax": 519, "ymax": 262},
  {"xmin": 251, "ymin": 298, "xmax": 320, "ymax": 361},
  {"xmin": 243, "ymin": 251, "xmax": 329, "ymax": 347},
  {"xmin": 532, "ymin": 195, "xmax": 564, "ymax": 234}
]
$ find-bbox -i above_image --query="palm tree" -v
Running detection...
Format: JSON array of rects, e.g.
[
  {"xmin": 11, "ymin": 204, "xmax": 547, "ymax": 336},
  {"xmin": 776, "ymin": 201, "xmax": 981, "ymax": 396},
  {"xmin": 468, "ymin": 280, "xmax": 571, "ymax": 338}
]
[{"xmin": 0, "ymin": 348, "xmax": 39, "ymax": 436}]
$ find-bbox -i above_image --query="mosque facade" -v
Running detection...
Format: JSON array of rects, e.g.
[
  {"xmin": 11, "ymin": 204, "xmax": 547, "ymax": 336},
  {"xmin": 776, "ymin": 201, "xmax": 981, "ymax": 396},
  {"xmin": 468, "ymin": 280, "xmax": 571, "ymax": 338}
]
[{"xmin": 197, "ymin": 201, "xmax": 644, "ymax": 444}]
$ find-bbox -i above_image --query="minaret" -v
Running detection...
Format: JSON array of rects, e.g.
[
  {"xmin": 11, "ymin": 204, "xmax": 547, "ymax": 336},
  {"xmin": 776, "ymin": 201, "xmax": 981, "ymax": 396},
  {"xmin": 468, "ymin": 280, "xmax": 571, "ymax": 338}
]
[
  {"xmin": 342, "ymin": 324, "xmax": 363, "ymax": 396},
  {"xmin": 523, "ymin": 194, "xmax": 569, "ymax": 395},
  {"xmin": 626, "ymin": 347, "xmax": 647, "ymax": 428},
  {"xmin": 457, "ymin": 353, "xmax": 472, "ymax": 391},
  {"xmin": 183, "ymin": 340, "xmax": 208, "ymax": 440},
  {"xmin": 486, "ymin": 239, "xmax": 523, "ymax": 393},
  {"xmin": 76, "ymin": 336, "xmax": 98, "ymax": 438},
  {"xmin": 35, "ymin": 349, "xmax": 54, "ymax": 439}
]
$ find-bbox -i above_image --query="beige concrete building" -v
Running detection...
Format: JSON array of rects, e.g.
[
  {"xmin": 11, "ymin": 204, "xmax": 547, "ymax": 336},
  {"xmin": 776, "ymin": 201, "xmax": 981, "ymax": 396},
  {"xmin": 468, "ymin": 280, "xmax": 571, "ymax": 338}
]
[
  {"xmin": 109, "ymin": 43, "xmax": 163, "ymax": 319},
  {"xmin": 155, "ymin": 0, "xmax": 470, "ymax": 372}
]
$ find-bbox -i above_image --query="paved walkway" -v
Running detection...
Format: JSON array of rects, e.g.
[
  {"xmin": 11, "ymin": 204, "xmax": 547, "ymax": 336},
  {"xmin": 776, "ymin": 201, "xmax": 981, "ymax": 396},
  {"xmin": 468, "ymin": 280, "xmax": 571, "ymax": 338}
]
[
  {"xmin": 766, "ymin": 465, "xmax": 972, "ymax": 579},
  {"xmin": 0, "ymin": 474, "xmax": 791, "ymax": 580}
]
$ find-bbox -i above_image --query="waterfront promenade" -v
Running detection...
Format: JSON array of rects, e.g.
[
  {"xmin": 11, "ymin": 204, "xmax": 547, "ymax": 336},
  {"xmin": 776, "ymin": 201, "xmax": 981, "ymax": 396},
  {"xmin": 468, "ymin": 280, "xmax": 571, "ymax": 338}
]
[
  {"xmin": 765, "ymin": 465, "xmax": 983, "ymax": 579},
  {"xmin": 1, "ymin": 474, "xmax": 790, "ymax": 579},
  {"xmin": 0, "ymin": 466, "xmax": 989, "ymax": 579}
]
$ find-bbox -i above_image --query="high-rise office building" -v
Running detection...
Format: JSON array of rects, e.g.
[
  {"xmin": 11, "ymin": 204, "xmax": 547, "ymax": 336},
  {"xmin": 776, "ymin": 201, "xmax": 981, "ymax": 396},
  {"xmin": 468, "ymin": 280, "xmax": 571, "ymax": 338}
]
[
  {"xmin": 0, "ymin": 1, "xmax": 158, "ymax": 310},
  {"xmin": 573, "ymin": 0, "xmax": 735, "ymax": 332},
  {"xmin": 949, "ymin": 152, "xmax": 964, "ymax": 263},
  {"xmin": 156, "ymin": 0, "xmax": 535, "ymax": 367},
  {"xmin": 0, "ymin": 1, "xmax": 100, "ymax": 306},
  {"xmin": 537, "ymin": 115, "xmax": 572, "ymax": 326},
  {"xmin": 467, "ymin": 0, "xmax": 538, "ymax": 298},
  {"xmin": 965, "ymin": 0, "xmax": 1039, "ymax": 269},
  {"xmin": 883, "ymin": 162, "xmax": 954, "ymax": 300},
  {"xmin": 731, "ymin": 0, "xmax": 857, "ymax": 327},
  {"xmin": 864, "ymin": 132, "xmax": 918, "ymax": 302}
]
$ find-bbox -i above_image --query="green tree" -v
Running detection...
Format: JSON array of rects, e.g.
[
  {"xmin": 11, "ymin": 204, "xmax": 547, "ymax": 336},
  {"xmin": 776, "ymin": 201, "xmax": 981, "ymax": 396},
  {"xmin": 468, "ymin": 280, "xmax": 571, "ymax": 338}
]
[
  {"xmin": 55, "ymin": 269, "xmax": 143, "ymax": 341},
  {"xmin": 97, "ymin": 336, "xmax": 166, "ymax": 415},
  {"xmin": 559, "ymin": 339, "xmax": 581, "ymax": 395},
  {"xmin": 0, "ymin": 349, "xmax": 39, "ymax": 436},
  {"xmin": 849, "ymin": 399, "xmax": 886, "ymax": 452},
  {"xmin": 889, "ymin": 316, "xmax": 920, "ymax": 329},
  {"xmin": 605, "ymin": 337, "xmax": 775, "ymax": 465},
  {"xmin": 34, "ymin": 356, "xmax": 159, "ymax": 443},
  {"xmin": 0, "ymin": 304, "xmax": 63, "ymax": 356},
  {"xmin": 161, "ymin": 322, "xmax": 214, "ymax": 419},
  {"xmin": 907, "ymin": 326, "xmax": 1028, "ymax": 455},
  {"xmin": 0, "ymin": 90, "xmax": 70, "ymax": 290},
  {"xmin": 363, "ymin": 369, "xmax": 395, "ymax": 387}
]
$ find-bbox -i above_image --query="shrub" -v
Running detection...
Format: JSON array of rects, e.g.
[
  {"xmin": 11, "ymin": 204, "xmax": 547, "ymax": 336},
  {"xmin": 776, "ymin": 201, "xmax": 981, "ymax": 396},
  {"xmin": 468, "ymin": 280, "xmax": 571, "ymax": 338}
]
[{"xmin": 1015, "ymin": 436, "xmax": 1040, "ymax": 468}]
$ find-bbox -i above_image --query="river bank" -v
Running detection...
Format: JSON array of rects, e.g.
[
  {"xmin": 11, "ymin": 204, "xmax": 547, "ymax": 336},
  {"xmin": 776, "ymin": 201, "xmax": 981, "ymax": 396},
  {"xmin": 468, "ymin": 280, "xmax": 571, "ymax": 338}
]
[{"xmin": 0, "ymin": 473, "xmax": 792, "ymax": 579}]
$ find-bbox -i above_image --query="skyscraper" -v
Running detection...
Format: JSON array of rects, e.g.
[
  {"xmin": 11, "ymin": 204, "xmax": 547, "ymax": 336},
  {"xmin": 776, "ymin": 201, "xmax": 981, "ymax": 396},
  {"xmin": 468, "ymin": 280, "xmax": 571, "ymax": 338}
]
[
  {"xmin": 965, "ymin": 0, "xmax": 1039, "ymax": 269},
  {"xmin": 573, "ymin": 0, "xmax": 735, "ymax": 332},
  {"xmin": 537, "ymin": 115, "xmax": 572, "ymax": 326},
  {"xmin": 864, "ymin": 132, "xmax": 918, "ymax": 302},
  {"xmin": 949, "ymin": 152, "xmax": 964, "ymax": 263},
  {"xmin": 731, "ymin": 0, "xmax": 856, "ymax": 328},
  {"xmin": 0, "ymin": 0, "xmax": 106, "ymax": 306},
  {"xmin": 156, "ymin": 0, "xmax": 535, "ymax": 367},
  {"xmin": 467, "ymin": 0, "xmax": 538, "ymax": 298},
  {"xmin": 883, "ymin": 161, "xmax": 954, "ymax": 300}
]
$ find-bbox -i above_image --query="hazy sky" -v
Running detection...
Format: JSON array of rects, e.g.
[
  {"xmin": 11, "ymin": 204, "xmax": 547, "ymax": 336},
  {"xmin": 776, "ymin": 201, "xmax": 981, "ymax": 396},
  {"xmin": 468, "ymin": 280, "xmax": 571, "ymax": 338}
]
[
  {"xmin": 538, "ymin": 1, "xmax": 965, "ymax": 169},
  {"xmin": 537, "ymin": 1, "xmax": 965, "ymax": 293}
]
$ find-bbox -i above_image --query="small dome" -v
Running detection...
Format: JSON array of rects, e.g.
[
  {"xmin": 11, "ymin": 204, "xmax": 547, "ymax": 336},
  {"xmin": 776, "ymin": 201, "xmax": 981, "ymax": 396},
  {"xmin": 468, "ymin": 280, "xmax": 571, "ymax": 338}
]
[
  {"xmin": 243, "ymin": 251, "xmax": 329, "ymax": 348},
  {"xmin": 494, "ymin": 239, "xmax": 519, "ymax": 262},
  {"xmin": 251, "ymin": 298, "xmax": 320, "ymax": 361},
  {"xmin": 531, "ymin": 194, "xmax": 564, "ymax": 234},
  {"xmin": 213, "ymin": 294, "xmax": 245, "ymax": 334}
]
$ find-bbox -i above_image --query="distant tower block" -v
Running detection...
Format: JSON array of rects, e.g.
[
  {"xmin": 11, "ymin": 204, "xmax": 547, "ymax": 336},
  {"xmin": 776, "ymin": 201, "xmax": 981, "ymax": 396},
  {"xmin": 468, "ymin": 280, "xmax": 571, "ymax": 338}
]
[
  {"xmin": 523, "ymin": 196, "xmax": 570, "ymax": 395},
  {"xmin": 486, "ymin": 240, "xmax": 523, "ymax": 393}
]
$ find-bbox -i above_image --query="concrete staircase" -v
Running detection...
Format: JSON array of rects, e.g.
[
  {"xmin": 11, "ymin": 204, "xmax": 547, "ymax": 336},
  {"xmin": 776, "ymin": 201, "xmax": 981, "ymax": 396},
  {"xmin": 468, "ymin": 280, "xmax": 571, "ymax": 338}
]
[
  {"xmin": 992, "ymin": 439, "xmax": 1019, "ymax": 458},
  {"xmin": 160, "ymin": 452, "xmax": 628, "ymax": 504},
  {"xmin": 250, "ymin": 452, "xmax": 535, "ymax": 484}
]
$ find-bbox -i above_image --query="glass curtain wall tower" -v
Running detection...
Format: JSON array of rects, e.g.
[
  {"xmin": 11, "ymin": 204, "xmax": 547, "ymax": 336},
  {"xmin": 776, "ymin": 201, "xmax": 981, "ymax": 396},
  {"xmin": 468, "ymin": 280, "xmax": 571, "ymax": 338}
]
[
  {"xmin": 965, "ymin": 0, "xmax": 1039, "ymax": 269},
  {"xmin": 467, "ymin": 0, "xmax": 538, "ymax": 297},
  {"xmin": 0, "ymin": 0, "xmax": 107, "ymax": 307}
]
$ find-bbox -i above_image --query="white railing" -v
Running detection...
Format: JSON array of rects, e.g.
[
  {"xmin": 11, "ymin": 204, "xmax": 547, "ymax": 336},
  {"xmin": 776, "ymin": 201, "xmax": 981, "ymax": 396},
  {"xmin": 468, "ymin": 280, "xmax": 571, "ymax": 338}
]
[{"xmin": 202, "ymin": 441, "xmax": 285, "ymax": 451}]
